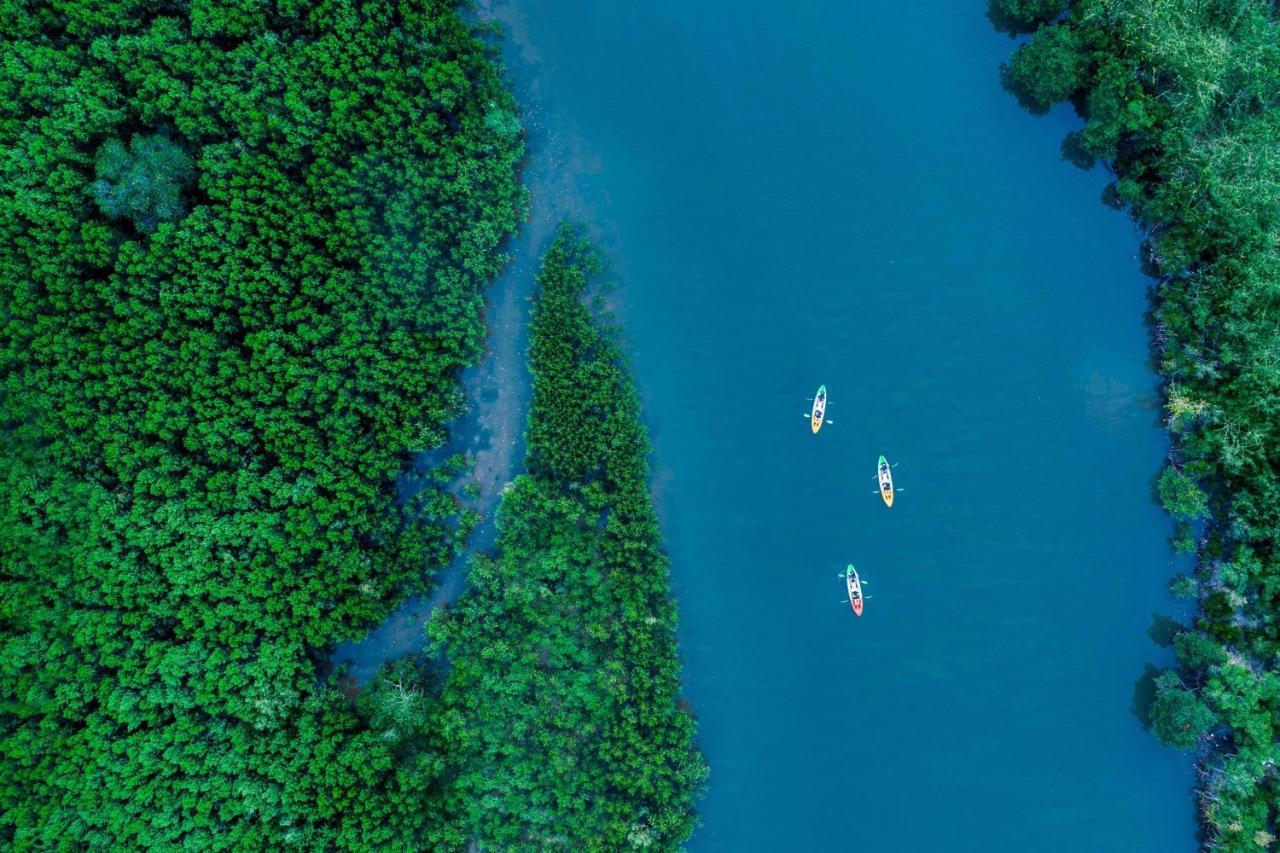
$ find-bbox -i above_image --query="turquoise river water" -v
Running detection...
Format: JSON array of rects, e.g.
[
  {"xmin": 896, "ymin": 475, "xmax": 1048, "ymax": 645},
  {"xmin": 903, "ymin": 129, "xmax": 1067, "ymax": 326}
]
[{"xmin": 493, "ymin": 1, "xmax": 1200, "ymax": 850}]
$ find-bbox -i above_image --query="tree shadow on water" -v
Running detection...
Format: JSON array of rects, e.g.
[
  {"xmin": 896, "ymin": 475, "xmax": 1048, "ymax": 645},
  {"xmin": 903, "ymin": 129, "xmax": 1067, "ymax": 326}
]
[
  {"xmin": 1060, "ymin": 131, "xmax": 1096, "ymax": 171},
  {"xmin": 1148, "ymin": 612, "xmax": 1183, "ymax": 647},
  {"xmin": 1131, "ymin": 663, "xmax": 1160, "ymax": 730}
]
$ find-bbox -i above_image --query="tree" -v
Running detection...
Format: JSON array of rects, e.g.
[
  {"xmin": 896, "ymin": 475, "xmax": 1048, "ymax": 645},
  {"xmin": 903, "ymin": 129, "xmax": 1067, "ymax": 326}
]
[
  {"xmin": 1001, "ymin": 24, "xmax": 1084, "ymax": 114},
  {"xmin": 1174, "ymin": 630, "xmax": 1227, "ymax": 671},
  {"xmin": 1150, "ymin": 671, "xmax": 1215, "ymax": 749},
  {"xmin": 1158, "ymin": 466, "xmax": 1210, "ymax": 520},
  {"xmin": 89, "ymin": 133, "xmax": 193, "ymax": 233},
  {"xmin": 987, "ymin": 0, "xmax": 1067, "ymax": 35},
  {"xmin": 1169, "ymin": 573, "xmax": 1200, "ymax": 600}
]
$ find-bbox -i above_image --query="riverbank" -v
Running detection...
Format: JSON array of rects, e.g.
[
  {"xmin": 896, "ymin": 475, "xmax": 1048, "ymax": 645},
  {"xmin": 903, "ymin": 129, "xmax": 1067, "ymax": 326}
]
[
  {"xmin": 997, "ymin": 0, "xmax": 1280, "ymax": 844},
  {"xmin": 330, "ymin": 0, "xmax": 608, "ymax": 682}
]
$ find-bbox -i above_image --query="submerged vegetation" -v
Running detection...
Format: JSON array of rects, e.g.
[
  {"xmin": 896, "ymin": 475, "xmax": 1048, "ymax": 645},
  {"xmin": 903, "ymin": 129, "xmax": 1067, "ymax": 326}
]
[
  {"xmin": 1, "ymin": 0, "xmax": 524, "ymax": 846},
  {"xmin": 994, "ymin": 0, "xmax": 1280, "ymax": 845},
  {"xmin": 431, "ymin": 227, "xmax": 707, "ymax": 849}
]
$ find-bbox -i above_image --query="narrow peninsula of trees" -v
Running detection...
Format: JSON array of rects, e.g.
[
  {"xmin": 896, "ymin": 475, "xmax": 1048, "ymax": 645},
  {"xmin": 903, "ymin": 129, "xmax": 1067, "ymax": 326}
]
[
  {"xmin": 1, "ymin": 0, "xmax": 524, "ymax": 847},
  {"xmin": 993, "ymin": 0, "xmax": 1280, "ymax": 846},
  {"xmin": 430, "ymin": 227, "xmax": 708, "ymax": 849}
]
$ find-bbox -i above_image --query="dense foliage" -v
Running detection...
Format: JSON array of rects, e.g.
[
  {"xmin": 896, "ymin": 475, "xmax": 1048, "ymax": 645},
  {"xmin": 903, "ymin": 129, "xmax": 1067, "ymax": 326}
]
[
  {"xmin": 993, "ymin": 0, "xmax": 1280, "ymax": 845},
  {"xmin": 430, "ymin": 228, "xmax": 707, "ymax": 850},
  {"xmin": 0, "ymin": 0, "xmax": 524, "ymax": 846}
]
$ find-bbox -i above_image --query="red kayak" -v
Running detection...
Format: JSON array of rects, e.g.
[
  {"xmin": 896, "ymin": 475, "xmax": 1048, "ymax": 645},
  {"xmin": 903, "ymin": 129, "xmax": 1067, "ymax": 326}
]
[{"xmin": 846, "ymin": 564, "xmax": 864, "ymax": 617}]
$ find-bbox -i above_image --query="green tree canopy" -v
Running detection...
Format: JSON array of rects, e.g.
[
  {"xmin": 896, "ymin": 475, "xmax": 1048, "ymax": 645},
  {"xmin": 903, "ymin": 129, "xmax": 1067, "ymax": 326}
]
[
  {"xmin": 1157, "ymin": 466, "xmax": 1210, "ymax": 520},
  {"xmin": 1, "ymin": 0, "xmax": 524, "ymax": 847},
  {"xmin": 89, "ymin": 133, "xmax": 193, "ymax": 232},
  {"xmin": 1001, "ymin": 24, "xmax": 1084, "ymax": 114},
  {"xmin": 988, "ymin": 0, "xmax": 1068, "ymax": 35},
  {"xmin": 1150, "ymin": 671, "xmax": 1216, "ymax": 749}
]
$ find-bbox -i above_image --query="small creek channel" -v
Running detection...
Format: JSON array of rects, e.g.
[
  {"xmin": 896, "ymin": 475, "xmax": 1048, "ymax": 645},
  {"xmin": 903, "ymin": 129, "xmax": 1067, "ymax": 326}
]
[{"xmin": 328, "ymin": 2, "xmax": 605, "ymax": 683}]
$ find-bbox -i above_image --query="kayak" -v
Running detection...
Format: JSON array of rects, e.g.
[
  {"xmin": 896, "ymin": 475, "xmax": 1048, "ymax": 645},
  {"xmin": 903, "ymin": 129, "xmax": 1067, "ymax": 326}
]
[
  {"xmin": 811, "ymin": 385, "xmax": 827, "ymax": 434},
  {"xmin": 846, "ymin": 564, "xmax": 864, "ymax": 616},
  {"xmin": 878, "ymin": 455, "xmax": 894, "ymax": 507}
]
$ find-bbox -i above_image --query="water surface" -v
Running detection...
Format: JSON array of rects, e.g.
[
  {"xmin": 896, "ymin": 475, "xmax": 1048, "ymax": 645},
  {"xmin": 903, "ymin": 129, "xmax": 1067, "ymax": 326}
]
[{"xmin": 501, "ymin": 2, "xmax": 1195, "ymax": 849}]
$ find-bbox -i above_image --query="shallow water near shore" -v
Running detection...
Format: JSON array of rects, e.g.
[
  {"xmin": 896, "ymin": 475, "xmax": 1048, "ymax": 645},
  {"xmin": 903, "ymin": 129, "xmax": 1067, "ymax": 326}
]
[{"xmin": 496, "ymin": 1, "xmax": 1198, "ymax": 850}]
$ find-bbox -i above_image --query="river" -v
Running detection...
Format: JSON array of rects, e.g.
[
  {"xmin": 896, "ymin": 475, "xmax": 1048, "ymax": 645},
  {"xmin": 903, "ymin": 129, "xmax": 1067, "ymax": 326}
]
[{"xmin": 489, "ymin": 1, "xmax": 1198, "ymax": 851}]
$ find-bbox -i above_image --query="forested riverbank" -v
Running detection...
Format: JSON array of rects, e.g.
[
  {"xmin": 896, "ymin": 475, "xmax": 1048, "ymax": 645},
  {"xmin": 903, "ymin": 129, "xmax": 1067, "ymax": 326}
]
[
  {"xmin": 995, "ymin": 0, "xmax": 1280, "ymax": 846},
  {"xmin": 430, "ymin": 228, "xmax": 706, "ymax": 849},
  {"xmin": 0, "ymin": 0, "xmax": 525, "ymax": 846}
]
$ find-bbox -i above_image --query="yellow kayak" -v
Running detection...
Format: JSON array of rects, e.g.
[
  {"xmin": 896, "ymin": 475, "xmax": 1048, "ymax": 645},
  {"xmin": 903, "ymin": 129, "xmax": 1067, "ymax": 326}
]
[
  {"xmin": 878, "ymin": 455, "xmax": 894, "ymax": 507},
  {"xmin": 810, "ymin": 385, "xmax": 827, "ymax": 434}
]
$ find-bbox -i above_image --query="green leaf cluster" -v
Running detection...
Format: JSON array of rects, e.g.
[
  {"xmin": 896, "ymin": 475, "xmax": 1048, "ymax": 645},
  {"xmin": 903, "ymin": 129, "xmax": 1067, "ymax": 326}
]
[
  {"xmin": 1158, "ymin": 466, "xmax": 1210, "ymax": 520},
  {"xmin": 430, "ymin": 227, "xmax": 707, "ymax": 850}
]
